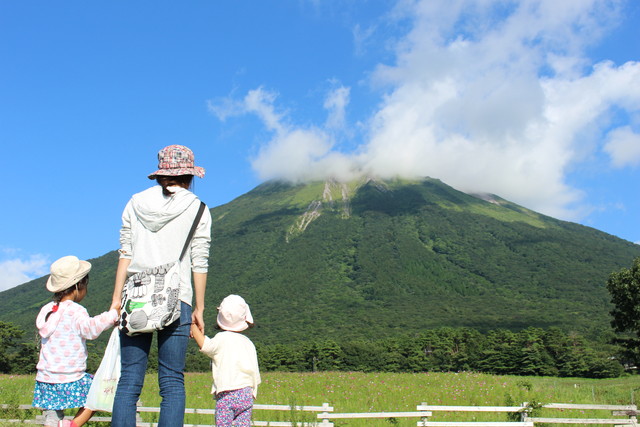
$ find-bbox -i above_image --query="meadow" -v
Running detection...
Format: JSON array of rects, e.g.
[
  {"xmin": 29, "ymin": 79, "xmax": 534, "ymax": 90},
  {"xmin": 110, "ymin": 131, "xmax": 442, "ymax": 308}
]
[{"xmin": 1, "ymin": 372, "xmax": 639, "ymax": 426}]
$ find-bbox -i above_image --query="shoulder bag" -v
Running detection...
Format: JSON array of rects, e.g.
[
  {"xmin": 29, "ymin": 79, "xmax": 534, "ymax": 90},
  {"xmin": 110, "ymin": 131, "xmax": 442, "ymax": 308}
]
[{"xmin": 119, "ymin": 201, "xmax": 206, "ymax": 336}]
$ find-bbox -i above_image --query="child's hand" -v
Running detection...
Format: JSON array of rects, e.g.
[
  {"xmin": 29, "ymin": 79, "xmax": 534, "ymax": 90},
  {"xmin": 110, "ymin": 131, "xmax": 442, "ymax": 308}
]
[{"xmin": 190, "ymin": 323, "xmax": 205, "ymax": 349}]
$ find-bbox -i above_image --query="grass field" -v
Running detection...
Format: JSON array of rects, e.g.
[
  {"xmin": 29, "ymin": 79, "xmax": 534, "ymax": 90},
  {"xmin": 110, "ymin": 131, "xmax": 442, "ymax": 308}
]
[{"xmin": 1, "ymin": 372, "xmax": 640, "ymax": 426}]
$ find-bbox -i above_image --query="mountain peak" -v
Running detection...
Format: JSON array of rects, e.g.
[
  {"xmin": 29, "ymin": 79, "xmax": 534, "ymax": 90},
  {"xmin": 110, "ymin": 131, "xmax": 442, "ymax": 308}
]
[{"xmin": 1, "ymin": 177, "xmax": 638, "ymax": 344}]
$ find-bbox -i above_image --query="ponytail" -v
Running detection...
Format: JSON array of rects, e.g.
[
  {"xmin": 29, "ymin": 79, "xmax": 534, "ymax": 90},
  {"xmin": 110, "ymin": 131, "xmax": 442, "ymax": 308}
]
[{"xmin": 44, "ymin": 302, "xmax": 60, "ymax": 322}]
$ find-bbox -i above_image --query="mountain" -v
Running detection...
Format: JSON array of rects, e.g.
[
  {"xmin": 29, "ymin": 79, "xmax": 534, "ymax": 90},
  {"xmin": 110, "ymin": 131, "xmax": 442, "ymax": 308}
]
[{"xmin": 2, "ymin": 177, "xmax": 639, "ymax": 345}]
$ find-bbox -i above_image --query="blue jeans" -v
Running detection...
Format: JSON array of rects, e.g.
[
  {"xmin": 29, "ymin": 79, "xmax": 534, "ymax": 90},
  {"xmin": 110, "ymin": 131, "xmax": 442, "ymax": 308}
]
[{"xmin": 111, "ymin": 302, "xmax": 191, "ymax": 427}]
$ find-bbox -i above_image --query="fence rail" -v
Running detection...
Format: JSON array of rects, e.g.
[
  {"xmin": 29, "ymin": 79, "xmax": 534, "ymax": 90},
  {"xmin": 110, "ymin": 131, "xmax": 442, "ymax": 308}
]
[
  {"xmin": 523, "ymin": 402, "xmax": 639, "ymax": 426},
  {"xmin": 2, "ymin": 401, "xmax": 638, "ymax": 426},
  {"xmin": 416, "ymin": 404, "xmax": 531, "ymax": 427},
  {"xmin": 0, "ymin": 403, "xmax": 334, "ymax": 427}
]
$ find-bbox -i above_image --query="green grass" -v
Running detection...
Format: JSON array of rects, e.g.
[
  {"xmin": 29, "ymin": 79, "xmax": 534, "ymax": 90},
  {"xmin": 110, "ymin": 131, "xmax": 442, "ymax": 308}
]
[{"xmin": 2, "ymin": 372, "xmax": 640, "ymax": 426}]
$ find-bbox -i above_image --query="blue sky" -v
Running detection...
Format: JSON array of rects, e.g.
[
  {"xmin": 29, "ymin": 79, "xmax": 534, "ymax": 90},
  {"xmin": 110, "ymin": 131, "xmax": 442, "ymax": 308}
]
[{"xmin": 1, "ymin": 0, "xmax": 639, "ymax": 291}]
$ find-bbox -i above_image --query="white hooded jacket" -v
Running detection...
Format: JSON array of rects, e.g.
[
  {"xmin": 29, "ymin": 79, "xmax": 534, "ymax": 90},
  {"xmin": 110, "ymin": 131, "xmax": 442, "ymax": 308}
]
[{"xmin": 119, "ymin": 185, "xmax": 212, "ymax": 306}]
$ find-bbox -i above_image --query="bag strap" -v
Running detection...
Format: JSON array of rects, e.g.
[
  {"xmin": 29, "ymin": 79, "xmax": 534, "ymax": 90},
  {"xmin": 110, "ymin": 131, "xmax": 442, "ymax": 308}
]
[{"xmin": 179, "ymin": 201, "xmax": 206, "ymax": 262}]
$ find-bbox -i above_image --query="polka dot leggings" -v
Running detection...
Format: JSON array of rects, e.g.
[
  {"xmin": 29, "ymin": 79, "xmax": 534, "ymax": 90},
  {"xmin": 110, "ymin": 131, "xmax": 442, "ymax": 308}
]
[{"xmin": 215, "ymin": 387, "xmax": 253, "ymax": 427}]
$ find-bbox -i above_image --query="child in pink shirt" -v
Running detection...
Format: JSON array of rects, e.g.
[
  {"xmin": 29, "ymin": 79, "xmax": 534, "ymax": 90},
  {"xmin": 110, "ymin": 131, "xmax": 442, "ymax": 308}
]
[{"xmin": 32, "ymin": 256, "xmax": 119, "ymax": 427}]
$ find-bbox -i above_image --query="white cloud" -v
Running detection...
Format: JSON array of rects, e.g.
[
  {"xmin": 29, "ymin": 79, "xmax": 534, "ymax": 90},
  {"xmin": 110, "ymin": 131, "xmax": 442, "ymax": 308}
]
[
  {"xmin": 352, "ymin": 23, "xmax": 376, "ymax": 57},
  {"xmin": 324, "ymin": 85, "xmax": 350, "ymax": 131},
  {"xmin": 243, "ymin": 88, "xmax": 287, "ymax": 134},
  {"xmin": 604, "ymin": 126, "xmax": 640, "ymax": 168},
  {"xmin": 358, "ymin": 0, "xmax": 637, "ymax": 220},
  {"xmin": 0, "ymin": 254, "xmax": 49, "ymax": 292},
  {"xmin": 206, "ymin": 96, "xmax": 245, "ymax": 121},
  {"xmin": 211, "ymin": 0, "xmax": 640, "ymax": 221},
  {"xmin": 251, "ymin": 127, "xmax": 333, "ymax": 182},
  {"xmin": 210, "ymin": 86, "xmax": 363, "ymax": 183}
]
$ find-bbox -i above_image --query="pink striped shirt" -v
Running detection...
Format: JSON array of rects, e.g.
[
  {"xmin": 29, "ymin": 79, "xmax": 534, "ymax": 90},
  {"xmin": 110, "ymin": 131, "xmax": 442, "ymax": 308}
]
[{"xmin": 35, "ymin": 300, "xmax": 117, "ymax": 384}]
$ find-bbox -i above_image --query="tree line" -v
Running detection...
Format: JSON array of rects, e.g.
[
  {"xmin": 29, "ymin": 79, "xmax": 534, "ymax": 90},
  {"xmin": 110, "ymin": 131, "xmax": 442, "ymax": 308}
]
[
  {"xmin": 1, "ymin": 321, "xmax": 624, "ymax": 378},
  {"xmin": 253, "ymin": 327, "xmax": 624, "ymax": 378},
  {"xmin": 185, "ymin": 326, "xmax": 623, "ymax": 379}
]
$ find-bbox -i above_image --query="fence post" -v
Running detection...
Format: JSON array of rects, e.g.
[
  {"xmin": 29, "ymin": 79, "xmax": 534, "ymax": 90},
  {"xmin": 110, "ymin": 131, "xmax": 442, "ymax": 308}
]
[
  {"xmin": 419, "ymin": 402, "xmax": 428, "ymax": 427},
  {"xmin": 628, "ymin": 404, "xmax": 638, "ymax": 427},
  {"xmin": 318, "ymin": 402, "xmax": 332, "ymax": 426},
  {"xmin": 521, "ymin": 402, "xmax": 530, "ymax": 424}
]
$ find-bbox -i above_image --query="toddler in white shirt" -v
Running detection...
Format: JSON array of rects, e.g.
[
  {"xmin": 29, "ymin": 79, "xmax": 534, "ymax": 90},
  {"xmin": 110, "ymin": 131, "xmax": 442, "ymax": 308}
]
[{"xmin": 191, "ymin": 294, "xmax": 261, "ymax": 427}]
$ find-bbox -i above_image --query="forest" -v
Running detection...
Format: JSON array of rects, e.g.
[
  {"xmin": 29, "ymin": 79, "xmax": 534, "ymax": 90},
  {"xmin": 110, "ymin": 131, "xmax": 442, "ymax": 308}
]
[
  {"xmin": 248, "ymin": 327, "xmax": 626, "ymax": 379},
  {"xmin": 0, "ymin": 321, "xmax": 626, "ymax": 379}
]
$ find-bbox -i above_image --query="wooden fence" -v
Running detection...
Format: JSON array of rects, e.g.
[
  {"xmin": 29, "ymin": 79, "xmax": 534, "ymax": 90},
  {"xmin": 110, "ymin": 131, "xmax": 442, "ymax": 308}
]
[
  {"xmin": 415, "ymin": 404, "xmax": 532, "ymax": 426},
  {"xmin": 1, "ymin": 402, "xmax": 638, "ymax": 426},
  {"xmin": 523, "ymin": 403, "xmax": 638, "ymax": 425},
  {"xmin": 0, "ymin": 403, "xmax": 333, "ymax": 426}
]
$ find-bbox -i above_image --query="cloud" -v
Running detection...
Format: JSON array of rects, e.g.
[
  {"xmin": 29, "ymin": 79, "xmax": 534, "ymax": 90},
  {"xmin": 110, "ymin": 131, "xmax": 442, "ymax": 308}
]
[
  {"xmin": 359, "ymin": 0, "xmax": 639, "ymax": 220},
  {"xmin": 0, "ymin": 253, "xmax": 49, "ymax": 292},
  {"xmin": 324, "ymin": 84, "xmax": 350, "ymax": 131},
  {"xmin": 352, "ymin": 23, "xmax": 377, "ymax": 57},
  {"xmin": 604, "ymin": 126, "xmax": 640, "ymax": 168},
  {"xmin": 210, "ymin": 86, "xmax": 364, "ymax": 183},
  {"xmin": 211, "ymin": 0, "xmax": 640, "ymax": 221},
  {"xmin": 248, "ymin": 88, "xmax": 363, "ymax": 183},
  {"xmin": 243, "ymin": 88, "xmax": 288, "ymax": 134}
]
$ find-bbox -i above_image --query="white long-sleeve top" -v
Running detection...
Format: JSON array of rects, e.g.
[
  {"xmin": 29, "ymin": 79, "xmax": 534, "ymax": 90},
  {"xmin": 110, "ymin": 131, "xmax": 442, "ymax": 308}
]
[
  {"xmin": 119, "ymin": 185, "xmax": 212, "ymax": 306},
  {"xmin": 200, "ymin": 331, "xmax": 261, "ymax": 398},
  {"xmin": 36, "ymin": 300, "xmax": 118, "ymax": 383}
]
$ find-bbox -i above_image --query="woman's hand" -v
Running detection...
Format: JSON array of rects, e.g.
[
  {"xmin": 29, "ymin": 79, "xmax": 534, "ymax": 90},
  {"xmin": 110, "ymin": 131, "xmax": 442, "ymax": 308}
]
[
  {"xmin": 110, "ymin": 299, "xmax": 121, "ymax": 316},
  {"xmin": 192, "ymin": 308, "xmax": 205, "ymax": 334},
  {"xmin": 192, "ymin": 271, "xmax": 207, "ymax": 334},
  {"xmin": 112, "ymin": 258, "xmax": 131, "ymax": 311}
]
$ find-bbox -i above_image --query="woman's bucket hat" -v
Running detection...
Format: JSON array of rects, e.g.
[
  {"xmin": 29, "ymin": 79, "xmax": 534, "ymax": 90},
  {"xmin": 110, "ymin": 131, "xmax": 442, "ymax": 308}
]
[
  {"xmin": 46, "ymin": 255, "xmax": 92, "ymax": 293},
  {"xmin": 217, "ymin": 294, "xmax": 254, "ymax": 332},
  {"xmin": 148, "ymin": 144, "xmax": 205, "ymax": 179}
]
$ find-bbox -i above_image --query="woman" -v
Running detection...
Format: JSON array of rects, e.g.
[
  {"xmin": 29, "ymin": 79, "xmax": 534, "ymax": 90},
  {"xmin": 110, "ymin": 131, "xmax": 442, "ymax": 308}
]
[{"xmin": 111, "ymin": 145, "xmax": 212, "ymax": 427}]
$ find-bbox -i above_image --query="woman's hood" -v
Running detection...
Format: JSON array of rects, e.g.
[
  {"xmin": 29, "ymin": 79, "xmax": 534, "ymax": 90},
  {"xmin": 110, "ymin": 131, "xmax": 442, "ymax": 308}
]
[{"xmin": 131, "ymin": 185, "xmax": 199, "ymax": 232}]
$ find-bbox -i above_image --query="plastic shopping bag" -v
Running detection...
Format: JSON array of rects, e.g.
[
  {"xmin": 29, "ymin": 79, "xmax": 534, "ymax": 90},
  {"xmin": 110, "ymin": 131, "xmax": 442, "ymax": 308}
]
[{"xmin": 84, "ymin": 328, "xmax": 121, "ymax": 412}]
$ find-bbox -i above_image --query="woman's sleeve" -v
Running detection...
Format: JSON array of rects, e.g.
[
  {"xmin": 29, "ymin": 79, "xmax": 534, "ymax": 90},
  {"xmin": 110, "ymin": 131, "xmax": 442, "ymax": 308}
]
[
  {"xmin": 119, "ymin": 200, "xmax": 134, "ymax": 259},
  {"xmin": 190, "ymin": 206, "xmax": 211, "ymax": 273},
  {"xmin": 74, "ymin": 307, "xmax": 118, "ymax": 340}
]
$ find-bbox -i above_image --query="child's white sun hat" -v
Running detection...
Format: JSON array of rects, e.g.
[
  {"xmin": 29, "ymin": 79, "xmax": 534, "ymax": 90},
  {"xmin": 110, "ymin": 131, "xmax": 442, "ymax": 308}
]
[
  {"xmin": 217, "ymin": 294, "xmax": 254, "ymax": 332},
  {"xmin": 46, "ymin": 255, "xmax": 91, "ymax": 293}
]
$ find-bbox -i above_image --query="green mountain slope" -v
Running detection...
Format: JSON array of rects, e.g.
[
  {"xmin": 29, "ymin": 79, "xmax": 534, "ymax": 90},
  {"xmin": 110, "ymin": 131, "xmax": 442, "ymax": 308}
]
[{"xmin": 2, "ymin": 178, "xmax": 639, "ymax": 345}]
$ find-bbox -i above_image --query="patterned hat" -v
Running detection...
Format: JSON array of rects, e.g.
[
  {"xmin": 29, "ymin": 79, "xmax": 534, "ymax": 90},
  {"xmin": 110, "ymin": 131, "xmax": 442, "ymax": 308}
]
[
  {"xmin": 217, "ymin": 294, "xmax": 254, "ymax": 332},
  {"xmin": 148, "ymin": 145, "xmax": 205, "ymax": 179}
]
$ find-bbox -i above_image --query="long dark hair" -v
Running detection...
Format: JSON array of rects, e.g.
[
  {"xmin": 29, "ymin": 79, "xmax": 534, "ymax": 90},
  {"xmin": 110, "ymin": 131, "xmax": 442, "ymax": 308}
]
[{"xmin": 44, "ymin": 274, "xmax": 89, "ymax": 321}]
